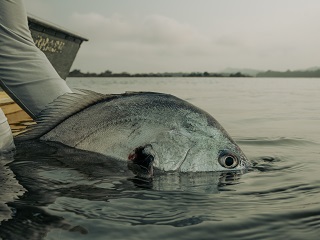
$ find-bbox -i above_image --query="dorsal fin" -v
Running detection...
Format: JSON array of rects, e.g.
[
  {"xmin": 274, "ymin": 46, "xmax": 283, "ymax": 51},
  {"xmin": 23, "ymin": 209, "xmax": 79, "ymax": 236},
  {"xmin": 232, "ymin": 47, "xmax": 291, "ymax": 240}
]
[{"xmin": 15, "ymin": 89, "xmax": 119, "ymax": 141}]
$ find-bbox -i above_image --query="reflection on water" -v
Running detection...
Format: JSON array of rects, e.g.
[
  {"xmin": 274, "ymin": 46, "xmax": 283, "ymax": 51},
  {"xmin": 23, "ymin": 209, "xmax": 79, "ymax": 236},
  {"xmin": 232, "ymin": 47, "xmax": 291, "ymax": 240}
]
[
  {"xmin": 0, "ymin": 153, "xmax": 25, "ymax": 224},
  {"xmin": 1, "ymin": 77, "xmax": 320, "ymax": 239}
]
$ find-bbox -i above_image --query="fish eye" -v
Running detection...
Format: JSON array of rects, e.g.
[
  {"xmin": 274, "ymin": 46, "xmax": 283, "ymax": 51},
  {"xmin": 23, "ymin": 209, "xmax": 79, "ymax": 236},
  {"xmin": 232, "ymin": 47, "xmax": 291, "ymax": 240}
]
[{"xmin": 219, "ymin": 151, "xmax": 239, "ymax": 169}]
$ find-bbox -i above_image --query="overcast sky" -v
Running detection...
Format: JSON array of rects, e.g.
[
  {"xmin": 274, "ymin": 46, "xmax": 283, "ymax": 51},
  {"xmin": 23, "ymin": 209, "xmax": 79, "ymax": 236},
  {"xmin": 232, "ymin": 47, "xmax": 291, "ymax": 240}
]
[{"xmin": 24, "ymin": 0, "xmax": 320, "ymax": 73}]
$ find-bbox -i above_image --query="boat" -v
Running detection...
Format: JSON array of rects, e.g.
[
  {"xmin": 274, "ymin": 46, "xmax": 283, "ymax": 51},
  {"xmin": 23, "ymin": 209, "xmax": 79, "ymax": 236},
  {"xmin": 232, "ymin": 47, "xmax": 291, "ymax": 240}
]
[
  {"xmin": 27, "ymin": 14, "xmax": 88, "ymax": 79},
  {"xmin": 1, "ymin": 14, "xmax": 88, "ymax": 129}
]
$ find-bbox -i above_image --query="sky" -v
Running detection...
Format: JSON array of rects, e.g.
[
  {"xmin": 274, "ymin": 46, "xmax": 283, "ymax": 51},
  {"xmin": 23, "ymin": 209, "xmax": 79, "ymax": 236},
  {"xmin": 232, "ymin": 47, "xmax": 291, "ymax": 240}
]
[{"xmin": 24, "ymin": 0, "xmax": 320, "ymax": 73}]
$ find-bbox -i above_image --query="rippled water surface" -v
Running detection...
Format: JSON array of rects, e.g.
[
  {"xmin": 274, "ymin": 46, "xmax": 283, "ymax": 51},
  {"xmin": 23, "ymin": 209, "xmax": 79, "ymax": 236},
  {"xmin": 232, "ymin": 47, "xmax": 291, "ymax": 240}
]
[{"xmin": 1, "ymin": 77, "xmax": 320, "ymax": 239}]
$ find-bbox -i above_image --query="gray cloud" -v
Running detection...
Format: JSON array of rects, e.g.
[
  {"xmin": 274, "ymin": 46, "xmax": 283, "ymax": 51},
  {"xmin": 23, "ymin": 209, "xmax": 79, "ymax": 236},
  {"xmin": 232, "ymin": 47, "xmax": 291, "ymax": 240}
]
[
  {"xmin": 69, "ymin": 12, "xmax": 217, "ymax": 72},
  {"xmin": 25, "ymin": 0, "xmax": 320, "ymax": 73}
]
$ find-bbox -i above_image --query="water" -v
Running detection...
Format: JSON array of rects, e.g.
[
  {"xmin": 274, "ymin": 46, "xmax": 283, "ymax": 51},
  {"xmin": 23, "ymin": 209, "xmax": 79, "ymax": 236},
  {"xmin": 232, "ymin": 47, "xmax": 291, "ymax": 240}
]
[{"xmin": 1, "ymin": 77, "xmax": 320, "ymax": 239}]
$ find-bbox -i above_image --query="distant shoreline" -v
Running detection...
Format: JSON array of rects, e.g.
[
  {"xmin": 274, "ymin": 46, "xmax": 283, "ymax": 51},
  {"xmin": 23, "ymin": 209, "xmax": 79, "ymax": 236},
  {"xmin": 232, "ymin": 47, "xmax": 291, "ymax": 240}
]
[
  {"xmin": 68, "ymin": 68, "xmax": 320, "ymax": 78},
  {"xmin": 68, "ymin": 70, "xmax": 250, "ymax": 78}
]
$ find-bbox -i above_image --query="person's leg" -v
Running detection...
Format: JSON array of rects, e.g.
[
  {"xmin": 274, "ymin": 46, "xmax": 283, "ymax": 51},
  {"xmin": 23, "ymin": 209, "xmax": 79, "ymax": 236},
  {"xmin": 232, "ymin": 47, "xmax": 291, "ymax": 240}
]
[
  {"xmin": 0, "ymin": 108, "xmax": 15, "ymax": 153},
  {"xmin": 0, "ymin": 0, "xmax": 72, "ymax": 119}
]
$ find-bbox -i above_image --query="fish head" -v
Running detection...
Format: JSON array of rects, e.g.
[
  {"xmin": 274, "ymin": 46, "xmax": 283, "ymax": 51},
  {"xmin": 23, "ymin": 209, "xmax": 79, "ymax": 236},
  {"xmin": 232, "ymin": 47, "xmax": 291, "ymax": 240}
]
[{"xmin": 127, "ymin": 109, "xmax": 249, "ymax": 174}]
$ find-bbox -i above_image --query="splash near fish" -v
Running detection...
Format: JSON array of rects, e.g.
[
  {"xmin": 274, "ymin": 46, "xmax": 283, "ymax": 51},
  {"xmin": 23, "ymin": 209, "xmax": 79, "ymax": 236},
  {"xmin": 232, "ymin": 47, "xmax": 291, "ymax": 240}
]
[{"xmin": 15, "ymin": 90, "xmax": 249, "ymax": 176}]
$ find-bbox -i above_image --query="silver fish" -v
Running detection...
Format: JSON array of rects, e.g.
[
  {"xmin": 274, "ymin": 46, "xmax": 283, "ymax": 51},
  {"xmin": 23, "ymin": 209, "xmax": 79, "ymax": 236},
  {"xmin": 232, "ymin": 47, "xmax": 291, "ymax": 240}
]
[{"xmin": 16, "ymin": 90, "xmax": 249, "ymax": 174}]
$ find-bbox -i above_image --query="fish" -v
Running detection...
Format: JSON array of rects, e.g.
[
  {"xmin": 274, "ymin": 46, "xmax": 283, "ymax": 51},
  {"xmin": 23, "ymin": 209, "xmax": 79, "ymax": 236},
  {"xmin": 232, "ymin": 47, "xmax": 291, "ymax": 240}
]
[{"xmin": 15, "ymin": 90, "xmax": 249, "ymax": 175}]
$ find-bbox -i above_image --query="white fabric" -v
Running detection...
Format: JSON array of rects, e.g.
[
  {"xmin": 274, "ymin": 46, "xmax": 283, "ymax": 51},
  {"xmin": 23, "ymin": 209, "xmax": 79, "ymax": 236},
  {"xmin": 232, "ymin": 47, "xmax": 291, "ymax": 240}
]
[
  {"xmin": 0, "ymin": 108, "xmax": 15, "ymax": 153},
  {"xmin": 0, "ymin": 0, "xmax": 72, "ymax": 119}
]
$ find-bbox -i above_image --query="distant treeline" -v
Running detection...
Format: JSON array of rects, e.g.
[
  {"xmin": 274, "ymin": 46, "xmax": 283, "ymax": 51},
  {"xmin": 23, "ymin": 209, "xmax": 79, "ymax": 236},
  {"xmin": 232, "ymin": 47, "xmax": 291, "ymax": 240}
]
[
  {"xmin": 69, "ymin": 69, "xmax": 320, "ymax": 78},
  {"xmin": 68, "ymin": 69, "xmax": 250, "ymax": 78},
  {"xmin": 256, "ymin": 69, "xmax": 320, "ymax": 78}
]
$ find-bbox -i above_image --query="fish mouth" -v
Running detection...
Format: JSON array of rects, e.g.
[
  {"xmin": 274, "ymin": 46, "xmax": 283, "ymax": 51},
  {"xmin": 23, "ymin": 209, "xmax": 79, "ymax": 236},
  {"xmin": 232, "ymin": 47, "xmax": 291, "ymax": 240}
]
[{"xmin": 127, "ymin": 145, "xmax": 154, "ymax": 179}]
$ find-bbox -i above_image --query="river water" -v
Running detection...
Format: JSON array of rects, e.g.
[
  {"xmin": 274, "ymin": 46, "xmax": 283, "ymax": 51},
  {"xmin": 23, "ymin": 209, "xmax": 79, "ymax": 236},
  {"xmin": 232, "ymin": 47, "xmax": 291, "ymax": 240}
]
[{"xmin": 1, "ymin": 77, "xmax": 320, "ymax": 239}]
